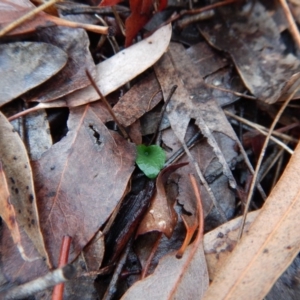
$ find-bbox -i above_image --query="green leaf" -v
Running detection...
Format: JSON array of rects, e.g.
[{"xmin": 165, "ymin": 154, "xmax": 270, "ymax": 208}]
[{"xmin": 136, "ymin": 145, "xmax": 166, "ymax": 179}]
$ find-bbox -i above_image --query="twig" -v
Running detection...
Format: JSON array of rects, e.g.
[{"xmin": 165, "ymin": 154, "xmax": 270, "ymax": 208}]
[
  {"xmin": 238, "ymin": 78, "xmax": 300, "ymax": 240},
  {"xmin": 278, "ymin": 0, "xmax": 300, "ymax": 51},
  {"xmin": 0, "ymin": 265, "xmax": 75, "ymax": 300},
  {"xmin": 148, "ymin": 85, "xmax": 177, "ymax": 145},
  {"xmin": 8, "ymin": 101, "xmax": 67, "ymax": 122},
  {"xmin": 182, "ymin": 142, "xmax": 227, "ymax": 222},
  {"xmin": 85, "ymin": 70, "xmax": 130, "ymax": 140},
  {"xmin": 259, "ymin": 147, "xmax": 283, "ymax": 182},
  {"xmin": 46, "ymin": 15, "xmax": 108, "ymax": 35},
  {"xmin": 0, "ymin": 0, "xmax": 60, "ymax": 37},
  {"xmin": 103, "ymin": 237, "xmax": 134, "ymax": 300},
  {"xmin": 164, "ymin": 132, "xmax": 203, "ymax": 168},
  {"xmin": 52, "ymin": 236, "xmax": 72, "ymax": 300},
  {"xmin": 206, "ymin": 84, "xmax": 258, "ymax": 101},
  {"xmin": 225, "ymin": 110, "xmax": 295, "ymax": 154}
]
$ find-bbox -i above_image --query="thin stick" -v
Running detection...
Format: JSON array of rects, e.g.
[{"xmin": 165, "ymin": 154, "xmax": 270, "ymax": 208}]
[
  {"xmin": 85, "ymin": 70, "xmax": 129, "ymax": 140},
  {"xmin": 52, "ymin": 236, "xmax": 72, "ymax": 300},
  {"xmin": 148, "ymin": 85, "xmax": 177, "ymax": 145},
  {"xmin": 227, "ymin": 115, "xmax": 299, "ymax": 144},
  {"xmin": 0, "ymin": 0, "xmax": 60, "ymax": 37},
  {"xmin": 225, "ymin": 110, "xmax": 294, "ymax": 154},
  {"xmin": 206, "ymin": 84, "xmax": 258, "ymax": 101},
  {"xmin": 182, "ymin": 142, "xmax": 227, "ymax": 221},
  {"xmin": 1, "ymin": 265, "xmax": 75, "ymax": 300},
  {"xmin": 47, "ymin": 15, "xmax": 108, "ymax": 35},
  {"xmin": 278, "ymin": 0, "xmax": 300, "ymax": 51},
  {"xmin": 238, "ymin": 82, "xmax": 300, "ymax": 240},
  {"xmin": 103, "ymin": 237, "xmax": 134, "ymax": 300}
]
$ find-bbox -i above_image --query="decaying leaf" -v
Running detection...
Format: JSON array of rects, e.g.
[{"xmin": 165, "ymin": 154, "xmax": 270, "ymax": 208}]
[
  {"xmin": 122, "ymin": 174, "xmax": 209, "ymax": 300},
  {"xmin": 0, "ymin": 111, "xmax": 49, "ymax": 265},
  {"xmin": 198, "ymin": 1, "xmax": 300, "ymax": 103},
  {"xmin": 33, "ymin": 102, "xmax": 136, "ymax": 266},
  {"xmin": 23, "ymin": 24, "xmax": 96, "ymax": 103},
  {"xmin": 203, "ymin": 210, "xmax": 260, "ymax": 281},
  {"xmin": 113, "ymin": 73, "xmax": 163, "ymax": 127},
  {"xmin": 61, "ymin": 24, "xmax": 172, "ymax": 108},
  {"xmin": 0, "ymin": 162, "xmax": 26, "ymax": 260},
  {"xmin": 203, "ymin": 141, "xmax": 300, "ymax": 300},
  {"xmin": 137, "ymin": 163, "xmax": 188, "ymax": 238},
  {"xmin": 0, "ymin": 42, "xmax": 67, "ymax": 106}
]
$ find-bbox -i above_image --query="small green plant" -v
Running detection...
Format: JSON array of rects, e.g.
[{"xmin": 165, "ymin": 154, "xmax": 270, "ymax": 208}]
[{"xmin": 136, "ymin": 145, "xmax": 166, "ymax": 179}]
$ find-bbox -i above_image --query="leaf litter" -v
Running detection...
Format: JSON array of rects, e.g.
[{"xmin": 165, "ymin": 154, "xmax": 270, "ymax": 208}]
[{"xmin": 0, "ymin": 0, "xmax": 300, "ymax": 299}]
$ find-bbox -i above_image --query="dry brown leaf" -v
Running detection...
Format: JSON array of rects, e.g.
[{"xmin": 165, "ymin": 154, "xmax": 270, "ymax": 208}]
[
  {"xmin": 0, "ymin": 162, "xmax": 25, "ymax": 260},
  {"xmin": 198, "ymin": 1, "xmax": 300, "ymax": 103},
  {"xmin": 154, "ymin": 43, "xmax": 238, "ymax": 189},
  {"xmin": 33, "ymin": 103, "xmax": 136, "ymax": 267},
  {"xmin": 203, "ymin": 140, "xmax": 300, "ymax": 300},
  {"xmin": 122, "ymin": 174, "xmax": 209, "ymax": 300},
  {"xmin": 137, "ymin": 163, "xmax": 188, "ymax": 238},
  {"xmin": 0, "ymin": 42, "xmax": 67, "ymax": 106},
  {"xmin": 83, "ymin": 230, "xmax": 105, "ymax": 271},
  {"xmin": 0, "ymin": 111, "xmax": 49, "ymax": 265},
  {"xmin": 203, "ymin": 210, "xmax": 260, "ymax": 281},
  {"xmin": 113, "ymin": 73, "xmax": 162, "ymax": 127},
  {"xmin": 61, "ymin": 24, "xmax": 172, "ymax": 108},
  {"xmin": 23, "ymin": 24, "xmax": 96, "ymax": 103}
]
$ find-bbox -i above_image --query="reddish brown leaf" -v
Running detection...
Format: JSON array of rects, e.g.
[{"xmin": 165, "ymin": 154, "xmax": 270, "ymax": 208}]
[
  {"xmin": 100, "ymin": 0, "xmax": 167, "ymax": 46},
  {"xmin": 33, "ymin": 103, "xmax": 136, "ymax": 267},
  {"xmin": 99, "ymin": 0, "xmax": 123, "ymax": 6},
  {"xmin": 137, "ymin": 163, "xmax": 188, "ymax": 238},
  {"xmin": 125, "ymin": 0, "xmax": 153, "ymax": 47},
  {"xmin": 113, "ymin": 73, "xmax": 162, "ymax": 127}
]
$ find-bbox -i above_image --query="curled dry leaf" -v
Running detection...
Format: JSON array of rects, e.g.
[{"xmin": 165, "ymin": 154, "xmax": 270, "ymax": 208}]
[
  {"xmin": 122, "ymin": 174, "xmax": 209, "ymax": 300},
  {"xmin": 0, "ymin": 112, "xmax": 49, "ymax": 265},
  {"xmin": 33, "ymin": 103, "xmax": 136, "ymax": 266},
  {"xmin": 137, "ymin": 163, "xmax": 188, "ymax": 238},
  {"xmin": 0, "ymin": 42, "xmax": 67, "ymax": 106},
  {"xmin": 203, "ymin": 141, "xmax": 300, "ymax": 300}
]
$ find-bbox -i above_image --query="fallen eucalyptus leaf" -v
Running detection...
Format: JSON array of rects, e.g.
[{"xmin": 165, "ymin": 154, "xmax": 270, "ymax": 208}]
[{"xmin": 0, "ymin": 42, "xmax": 67, "ymax": 106}]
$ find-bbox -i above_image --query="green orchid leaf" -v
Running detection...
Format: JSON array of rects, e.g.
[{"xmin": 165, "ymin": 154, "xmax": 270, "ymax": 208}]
[{"xmin": 136, "ymin": 145, "xmax": 166, "ymax": 179}]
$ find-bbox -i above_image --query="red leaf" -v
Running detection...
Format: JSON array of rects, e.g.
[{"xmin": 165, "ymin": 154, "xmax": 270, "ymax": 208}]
[
  {"xmin": 99, "ymin": 0, "xmax": 123, "ymax": 6},
  {"xmin": 100, "ymin": 0, "xmax": 168, "ymax": 46}
]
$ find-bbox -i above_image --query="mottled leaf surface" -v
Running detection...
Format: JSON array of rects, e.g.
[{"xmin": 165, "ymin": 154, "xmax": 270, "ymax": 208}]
[
  {"xmin": 24, "ymin": 22, "xmax": 96, "ymax": 102},
  {"xmin": 198, "ymin": 2, "xmax": 300, "ymax": 103},
  {"xmin": 33, "ymin": 103, "xmax": 136, "ymax": 266},
  {"xmin": 0, "ymin": 42, "xmax": 67, "ymax": 106},
  {"xmin": 0, "ymin": 112, "xmax": 49, "ymax": 264}
]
